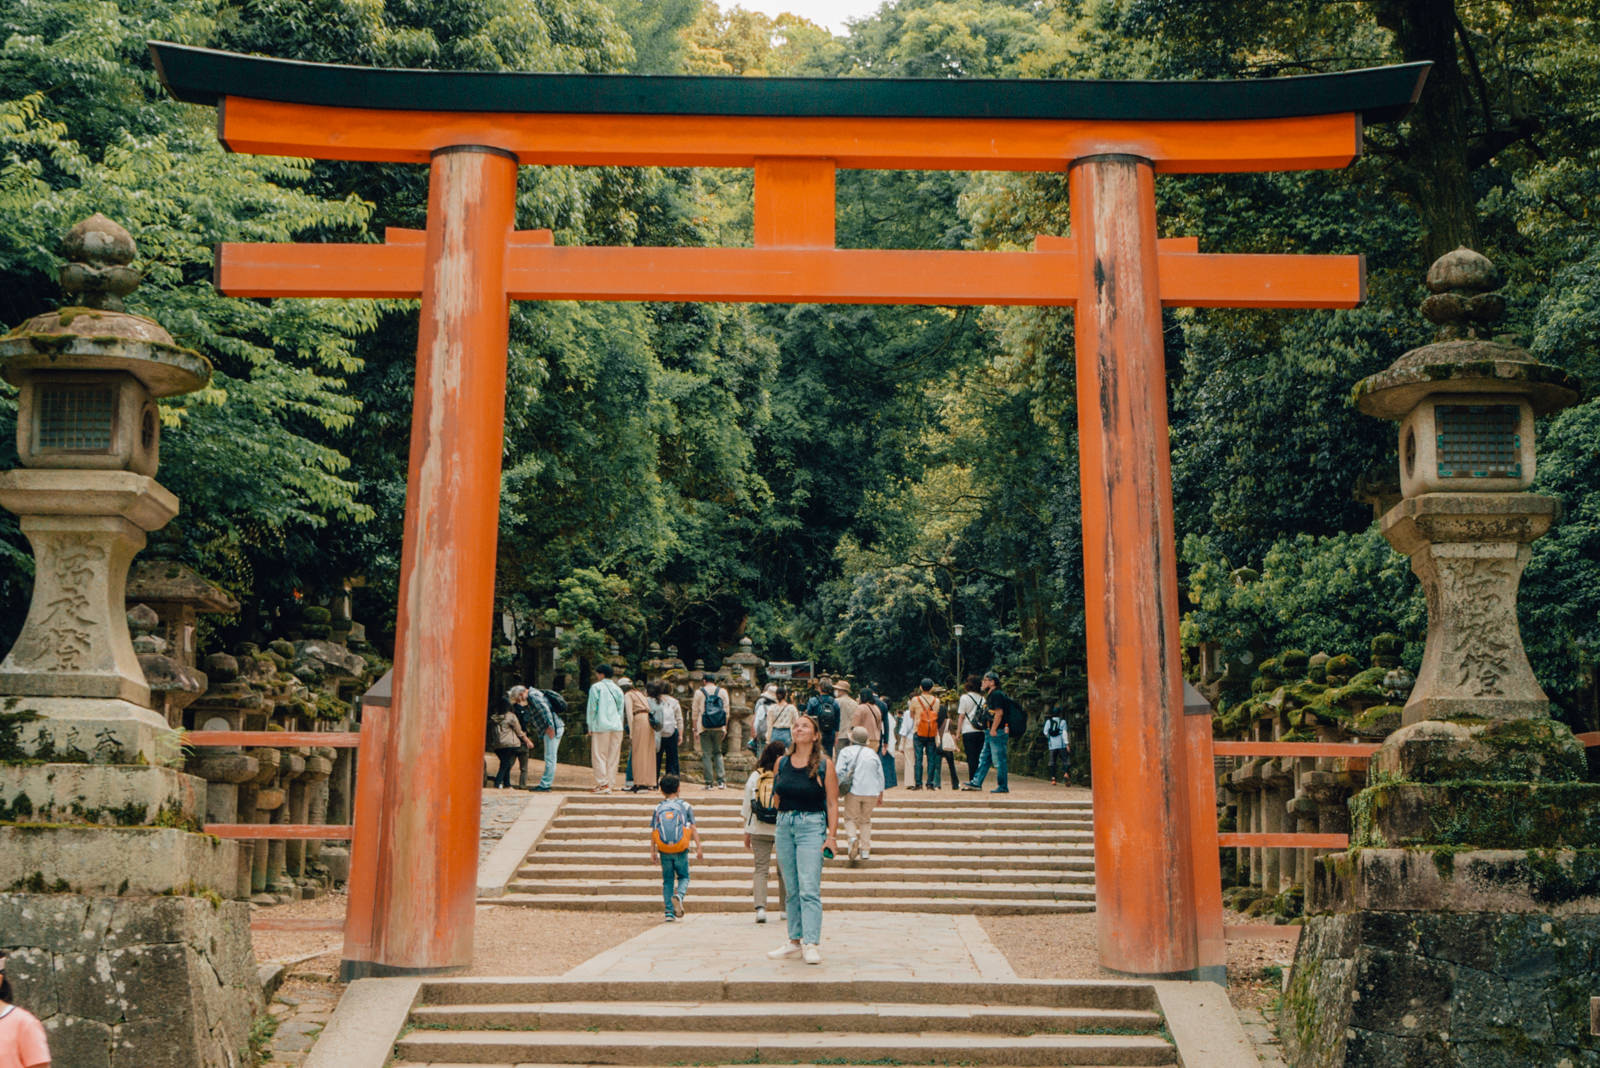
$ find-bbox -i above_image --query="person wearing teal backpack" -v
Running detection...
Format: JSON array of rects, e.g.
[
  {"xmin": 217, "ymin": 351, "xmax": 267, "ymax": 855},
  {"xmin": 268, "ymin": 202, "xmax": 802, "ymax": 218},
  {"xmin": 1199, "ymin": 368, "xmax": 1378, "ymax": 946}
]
[
  {"xmin": 693, "ymin": 674, "xmax": 731, "ymax": 789},
  {"xmin": 650, "ymin": 774, "xmax": 704, "ymax": 922}
]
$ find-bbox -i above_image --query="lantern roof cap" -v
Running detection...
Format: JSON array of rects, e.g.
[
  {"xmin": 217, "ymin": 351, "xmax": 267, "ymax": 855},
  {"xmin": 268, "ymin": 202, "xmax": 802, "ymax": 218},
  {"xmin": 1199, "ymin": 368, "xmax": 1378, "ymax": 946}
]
[
  {"xmin": 1354, "ymin": 247, "xmax": 1579, "ymax": 419},
  {"xmin": 1, "ymin": 215, "xmax": 211, "ymax": 397}
]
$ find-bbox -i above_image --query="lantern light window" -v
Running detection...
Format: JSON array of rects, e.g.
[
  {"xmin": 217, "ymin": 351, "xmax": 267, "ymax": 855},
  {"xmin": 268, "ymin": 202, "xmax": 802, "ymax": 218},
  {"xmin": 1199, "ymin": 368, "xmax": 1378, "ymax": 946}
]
[
  {"xmin": 1436, "ymin": 404, "xmax": 1520, "ymax": 479},
  {"xmin": 35, "ymin": 384, "xmax": 116, "ymax": 452}
]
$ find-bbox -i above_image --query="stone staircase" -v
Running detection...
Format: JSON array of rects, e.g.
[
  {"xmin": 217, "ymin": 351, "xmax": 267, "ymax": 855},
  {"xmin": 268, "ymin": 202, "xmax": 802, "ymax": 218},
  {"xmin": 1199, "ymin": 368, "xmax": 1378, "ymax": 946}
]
[
  {"xmin": 391, "ymin": 977, "xmax": 1177, "ymax": 1066},
  {"xmin": 493, "ymin": 793, "xmax": 1096, "ymax": 914}
]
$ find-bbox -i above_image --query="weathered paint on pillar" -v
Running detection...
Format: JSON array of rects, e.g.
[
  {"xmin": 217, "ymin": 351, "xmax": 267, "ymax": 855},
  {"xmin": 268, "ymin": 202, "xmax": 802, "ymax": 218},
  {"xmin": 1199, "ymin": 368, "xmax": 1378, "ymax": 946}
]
[
  {"xmin": 370, "ymin": 145, "xmax": 517, "ymax": 973},
  {"xmin": 1069, "ymin": 154, "xmax": 1197, "ymax": 977}
]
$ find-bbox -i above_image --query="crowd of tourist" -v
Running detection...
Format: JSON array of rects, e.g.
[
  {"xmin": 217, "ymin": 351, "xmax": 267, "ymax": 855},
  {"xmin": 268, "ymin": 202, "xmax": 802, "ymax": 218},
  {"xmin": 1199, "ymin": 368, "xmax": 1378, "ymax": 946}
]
[{"xmin": 488, "ymin": 663, "xmax": 1072, "ymax": 965}]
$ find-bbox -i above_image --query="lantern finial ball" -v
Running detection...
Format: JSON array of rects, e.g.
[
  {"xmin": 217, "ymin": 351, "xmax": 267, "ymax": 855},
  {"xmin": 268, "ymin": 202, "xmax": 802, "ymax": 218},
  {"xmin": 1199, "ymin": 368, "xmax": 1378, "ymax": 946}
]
[{"xmin": 58, "ymin": 214, "xmax": 141, "ymax": 312}]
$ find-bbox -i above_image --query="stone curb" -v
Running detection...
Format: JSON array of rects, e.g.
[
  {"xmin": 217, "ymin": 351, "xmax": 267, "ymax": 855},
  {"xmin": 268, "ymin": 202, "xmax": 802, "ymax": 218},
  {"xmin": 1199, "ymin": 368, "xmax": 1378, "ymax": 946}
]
[
  {"xmin": 955, "ymin": 914, "xmax": 1018, "ymax": 979},
  {"xmin": 1152, "ymin": 980, "xmax": 1261, "ymax": 1067},
  {"xmin": 302, "ymin": 976, "xmax": 421, "ymax": 1068},
  {"xmin": 476, "ymin": 792, "xmax": 564, "ymax": 898}
]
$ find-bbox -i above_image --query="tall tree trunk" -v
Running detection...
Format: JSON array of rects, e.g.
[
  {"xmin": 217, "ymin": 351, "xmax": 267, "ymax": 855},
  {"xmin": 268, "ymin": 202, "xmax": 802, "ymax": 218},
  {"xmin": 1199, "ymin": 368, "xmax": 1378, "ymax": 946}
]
[{"xmin": 1370, "ymin": 0, "xmax": 1479, "ymax": 259}]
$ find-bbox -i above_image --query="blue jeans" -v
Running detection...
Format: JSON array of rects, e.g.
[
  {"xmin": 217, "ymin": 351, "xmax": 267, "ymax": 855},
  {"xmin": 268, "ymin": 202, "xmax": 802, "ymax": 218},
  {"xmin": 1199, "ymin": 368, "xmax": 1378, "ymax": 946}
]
[
  {"xmin": 774, "ymin": 810, "xmax": 826, "ymax": 944},
  {"xmin": 769, "ymin": 727, "xmax": 792, "ymax": 750},
  {"xmin": 659, "ymin": 851, "xmax": 690, "ymax": 916},
  {"xmin": 914, "ymin": 735, "xmax": 941, "ymax": 787},
  {"xmin": 538, "ymin": 723, "xmax": 564, "ymax": 788},
  {"xmin": 968, "ymin": 732, "xmax": 1009, "ymax": 790}
]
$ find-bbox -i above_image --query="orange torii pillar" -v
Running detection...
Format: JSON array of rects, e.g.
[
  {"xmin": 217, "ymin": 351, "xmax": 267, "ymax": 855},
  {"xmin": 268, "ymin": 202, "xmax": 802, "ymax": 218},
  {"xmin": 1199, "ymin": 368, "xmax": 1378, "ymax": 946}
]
[
  {"xmin": 148, "ymin": 39, "xmax": 1428, "ymax": 981},
  {"xmin": 1071, "ymin": 155, "xmax": 1196, "ymax": 975}
]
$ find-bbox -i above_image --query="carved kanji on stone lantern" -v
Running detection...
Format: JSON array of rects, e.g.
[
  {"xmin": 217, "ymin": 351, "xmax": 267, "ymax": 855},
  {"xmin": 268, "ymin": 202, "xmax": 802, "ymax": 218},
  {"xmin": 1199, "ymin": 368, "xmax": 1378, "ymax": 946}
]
[{"xmin": 1353, "ymin": 247, "xmax": 1580, "ymax": 724}]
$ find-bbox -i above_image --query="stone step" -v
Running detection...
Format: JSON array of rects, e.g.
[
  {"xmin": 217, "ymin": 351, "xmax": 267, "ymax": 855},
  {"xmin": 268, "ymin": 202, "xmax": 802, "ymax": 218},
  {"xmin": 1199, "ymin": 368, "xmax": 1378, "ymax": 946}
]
[
  {"xmin": 395, "ymin": 1062, "xmax": 1163, "ymax": 1068},
  {"xmin": 514, "ymin": 864, "xmax": 1097, "ymax": 884},
  {"xmin": 544, "ymin": 824, "xmax": 1094, "ymax": 844},
  {"xmin": 507, "ymin": 878, "xmax": 1097, "ymax": 900},
  {"xmin": 522, "ymin": 851, "xmax": 1094, "ymax": 871},
  {"xmin": 486, "ymin": 893, "xmax": 1096, "ymax": 914},
  {"xmin": 409, "ymin": 1000, "xmax": 1162, "ymax": 1034},
  {"xmin": 550, "ymin": 815, "xmax": 1095, "ymax": 831},
  {"xmin": 529, "ymin": 838, "xmax": 1095, "ymax": 856},
  {"xmin": 416, "ymin": 978, "xmax": 1158, "ymax": 1009},
  {"xmin": 392, "ymin": 1029, "xmax": 1174, "ymax": 1065},
  {"xmin": 556, "ymin": 796, "xmax": 1094, "ymax": 812}
]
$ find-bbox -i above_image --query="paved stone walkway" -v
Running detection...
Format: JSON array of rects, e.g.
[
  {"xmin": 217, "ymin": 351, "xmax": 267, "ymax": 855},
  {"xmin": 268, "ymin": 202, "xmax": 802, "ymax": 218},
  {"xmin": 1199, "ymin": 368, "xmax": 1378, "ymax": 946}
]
[
  {"xmin": 567, "ymin": 910, "xmax": 1019, "ymax": 981},
  {"xmin": 1237, "ymin": 1006, "xmax": 1288, "ymax": 1066},
  {"xmin": 260, "ymin": 979, "xmax": 339, "ymax": 1065},
  {"xmin": 477, "ymin": 786, "xmax": 534, "ymax": 861}
]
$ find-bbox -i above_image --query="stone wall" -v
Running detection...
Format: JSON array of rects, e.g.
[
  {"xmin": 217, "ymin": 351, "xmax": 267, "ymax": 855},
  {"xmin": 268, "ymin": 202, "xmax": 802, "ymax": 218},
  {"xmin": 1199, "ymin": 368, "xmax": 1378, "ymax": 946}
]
[{"xmin": 0, "ymin": 894, "xmax": 261, "ymax": 1068}]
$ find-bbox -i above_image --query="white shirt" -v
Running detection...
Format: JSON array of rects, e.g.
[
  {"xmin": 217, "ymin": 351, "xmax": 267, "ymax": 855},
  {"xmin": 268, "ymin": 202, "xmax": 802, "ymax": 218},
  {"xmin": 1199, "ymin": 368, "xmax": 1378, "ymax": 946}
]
[
  {"xmin": 663, "ymin": 694, "xmax": 682, "ymax": 736},
  {"xmin": 957, "ymin": 692, "xmax": 985, "ymax": 734},
  {"xmin": 837, "ymin": 743, "xmax": 886, "ymax": 796}
]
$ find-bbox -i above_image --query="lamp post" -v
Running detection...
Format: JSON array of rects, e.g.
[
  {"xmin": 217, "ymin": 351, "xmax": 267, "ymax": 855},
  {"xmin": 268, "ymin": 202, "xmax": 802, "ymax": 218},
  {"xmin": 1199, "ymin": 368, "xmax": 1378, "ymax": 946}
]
[{"xmin": 953, "ymin": 624, "xmax": 964, "ymax": 687}]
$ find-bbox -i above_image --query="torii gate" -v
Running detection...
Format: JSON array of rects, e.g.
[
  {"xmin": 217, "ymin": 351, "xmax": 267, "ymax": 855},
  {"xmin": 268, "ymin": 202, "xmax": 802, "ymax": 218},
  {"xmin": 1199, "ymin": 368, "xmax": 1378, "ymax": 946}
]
[{"xmin": 151, "ymin": 42, "xmax": 1426, "ymax": 981}]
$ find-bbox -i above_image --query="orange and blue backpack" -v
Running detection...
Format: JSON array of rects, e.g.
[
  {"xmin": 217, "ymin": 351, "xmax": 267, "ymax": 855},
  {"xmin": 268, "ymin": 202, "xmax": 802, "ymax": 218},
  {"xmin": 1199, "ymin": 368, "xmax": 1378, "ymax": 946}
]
[{"xmin": 651, "ymin": 798, "xmax": 695, "ymax": 854}]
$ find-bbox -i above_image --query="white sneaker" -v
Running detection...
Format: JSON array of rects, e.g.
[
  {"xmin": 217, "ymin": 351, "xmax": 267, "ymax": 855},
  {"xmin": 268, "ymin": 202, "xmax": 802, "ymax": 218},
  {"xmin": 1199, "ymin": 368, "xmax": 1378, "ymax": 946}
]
[
  {"xmin": 860, "ymin": 850, "xmax": 871, "ymax": 860},
  {"xmin": 673, "ymin": 893, "xmax": 685, "ymax": 917},
  {"xmin": 802, "ymin": 944, "xmax": 822, "ymax": 965},
  {"xmin": 755, "ymin": 907, "xmax": 767, "ymax": 924},
  {"xmin": 847, "ymin": 834, "xmax": 860, "ymax": 861},
  {"xmin": 767, "ymin": 942, "xmax": 802, "ymax": 960}
]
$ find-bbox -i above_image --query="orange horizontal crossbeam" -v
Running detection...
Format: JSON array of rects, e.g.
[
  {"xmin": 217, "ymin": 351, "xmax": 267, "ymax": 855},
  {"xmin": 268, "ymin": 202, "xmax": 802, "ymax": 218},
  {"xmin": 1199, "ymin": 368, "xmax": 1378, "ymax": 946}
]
[
  {"xmin": 1218, "ymin": 832, "xmax": 1350, "ymax": 848},
  {"xmin": 186, "ymin": 731, "xmax": 361, "ymax": 748},
  {"xmin": 217, "ymin": 243, "xmax": 1362, "ymax": 308},
  {"xmin": 206, "ymin": 823, "xmax": 355, "ymax": 840},
  {"xmin": 1213, "ymin": 741, "xmax": 1380, "ymax": 758},
  {"xmin": 219, "ymin": 96, "xmax": 1362, "ymax": 174}
]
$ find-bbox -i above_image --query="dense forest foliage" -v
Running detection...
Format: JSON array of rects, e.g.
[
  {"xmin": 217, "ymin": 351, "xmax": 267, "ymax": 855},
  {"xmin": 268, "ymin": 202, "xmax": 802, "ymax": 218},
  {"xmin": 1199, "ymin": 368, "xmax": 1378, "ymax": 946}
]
[{"xmin": 0, "ymin": 0, "xmax": 1596, "ymax": 722}]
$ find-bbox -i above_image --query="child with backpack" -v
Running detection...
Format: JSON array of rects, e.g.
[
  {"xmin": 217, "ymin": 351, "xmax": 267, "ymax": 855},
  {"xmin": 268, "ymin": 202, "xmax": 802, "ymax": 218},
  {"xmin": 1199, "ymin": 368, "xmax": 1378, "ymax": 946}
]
[
  {"xmin": 740, "ymin": 740, "xmax": 789, "ymax": 923},
  {"xmin": 1042, "ymin": 706, "xmax": 1071, "ymax": 785},
  {"xmin": 650, "ymin": 774, "xmax": 704, "ymax": 922}
]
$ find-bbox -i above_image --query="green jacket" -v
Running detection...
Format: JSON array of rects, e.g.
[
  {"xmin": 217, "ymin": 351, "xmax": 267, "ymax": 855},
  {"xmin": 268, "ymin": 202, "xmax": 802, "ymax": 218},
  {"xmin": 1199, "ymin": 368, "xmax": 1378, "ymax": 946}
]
[{"xmin": 586, "ymin": 678, "xmax": 625, "ymax": 732}]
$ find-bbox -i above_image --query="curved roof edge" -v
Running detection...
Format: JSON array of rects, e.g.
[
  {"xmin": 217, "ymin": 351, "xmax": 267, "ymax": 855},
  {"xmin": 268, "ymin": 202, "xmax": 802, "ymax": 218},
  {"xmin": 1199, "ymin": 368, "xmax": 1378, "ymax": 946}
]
[{"xmin": 149, "ymin": 42, "xmax": 1429, "ymax": 125}]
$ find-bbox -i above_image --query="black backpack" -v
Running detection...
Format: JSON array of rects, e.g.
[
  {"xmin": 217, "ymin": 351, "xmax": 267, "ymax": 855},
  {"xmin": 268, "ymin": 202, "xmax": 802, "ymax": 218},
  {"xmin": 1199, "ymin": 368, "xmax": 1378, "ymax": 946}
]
[
  {"xmin": 1006, "ymin": 700, "xmax": 1027, "ymax": 739},
  {"xmin": 814, "ymin": 694, "xmax": 840, "ymax": 735},
  {"xmin": 541, "ymin": 689, "xmax": 569, "ymax": 719},
  {"xmin": 702, "ymin": 686, "xmax": 727, "ymax": 728}
]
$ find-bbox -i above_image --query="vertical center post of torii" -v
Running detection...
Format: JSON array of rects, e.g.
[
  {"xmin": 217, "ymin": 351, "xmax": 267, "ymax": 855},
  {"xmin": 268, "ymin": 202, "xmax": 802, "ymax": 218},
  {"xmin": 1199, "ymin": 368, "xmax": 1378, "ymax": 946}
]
[
  {"xmin": 371, "ymin": 145, "xmax": 518, "ymax": 972},
  {"xmin": 1070, "ymin": 154, "xmax": 1198, "ymax": 976}
]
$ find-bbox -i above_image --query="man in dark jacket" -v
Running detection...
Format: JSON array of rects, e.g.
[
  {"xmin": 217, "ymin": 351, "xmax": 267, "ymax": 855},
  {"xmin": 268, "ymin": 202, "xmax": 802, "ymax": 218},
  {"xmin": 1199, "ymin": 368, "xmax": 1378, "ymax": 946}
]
[{"xmin": 966, "ymin": 670, "xmax": 1021, "ymax": 793}]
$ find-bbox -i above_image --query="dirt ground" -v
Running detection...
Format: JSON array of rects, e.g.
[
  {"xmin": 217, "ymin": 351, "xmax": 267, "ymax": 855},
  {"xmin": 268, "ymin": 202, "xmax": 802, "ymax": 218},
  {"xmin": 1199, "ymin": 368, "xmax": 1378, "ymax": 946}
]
[{"xmin": 252, "ymin": 896, "xmax": 658, "ymax": 983}]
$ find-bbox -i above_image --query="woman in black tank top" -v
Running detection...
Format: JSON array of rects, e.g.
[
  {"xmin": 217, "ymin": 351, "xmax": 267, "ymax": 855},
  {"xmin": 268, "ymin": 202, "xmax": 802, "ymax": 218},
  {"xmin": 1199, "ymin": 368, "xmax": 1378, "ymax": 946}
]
[{"xmin": 766, "ymin": 713, "xmax": 838, "ymax": 964}]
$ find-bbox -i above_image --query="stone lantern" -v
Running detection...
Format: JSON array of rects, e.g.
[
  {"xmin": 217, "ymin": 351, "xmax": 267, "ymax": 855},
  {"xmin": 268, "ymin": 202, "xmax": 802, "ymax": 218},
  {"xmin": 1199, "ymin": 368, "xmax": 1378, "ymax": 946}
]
[
  {"xmin": 1353, "ymin": 247, "xmax": 1580, "ymax": 725},
  {"xmin": 1283, "ymin": 250, "xmax": 1600, "ymax": 1067},
  {"xmin": 0, "ymin": 217, "xmax": 262, "ymax": 1067},
  {"xmin": 0, "ymin": 215, "xmax": 211, "ymax": 760}
]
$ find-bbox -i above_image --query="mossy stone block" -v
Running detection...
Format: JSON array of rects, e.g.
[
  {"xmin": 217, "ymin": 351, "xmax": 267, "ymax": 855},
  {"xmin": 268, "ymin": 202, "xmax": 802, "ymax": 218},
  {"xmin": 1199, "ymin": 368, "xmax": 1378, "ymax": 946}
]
[
  {"xmin": 1352, "ymin": 780, "xmax": 1600, "ymax": 848},
  {"xmin": 1371, "ymin": 716, "xmax": 1586, "ymax": 784}
]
